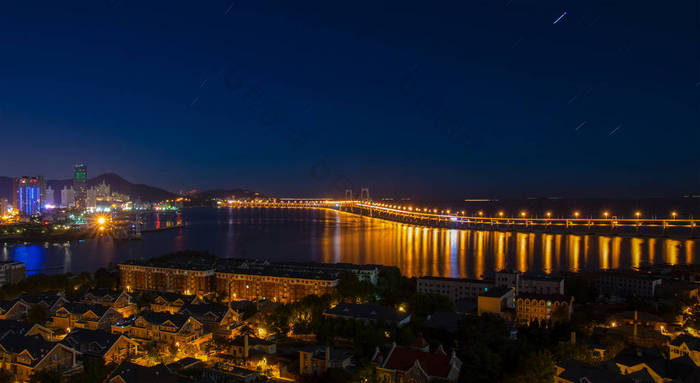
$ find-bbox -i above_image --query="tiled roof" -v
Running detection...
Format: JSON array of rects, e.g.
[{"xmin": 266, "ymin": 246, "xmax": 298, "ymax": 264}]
[
  {"xmin": 670, "ymin": 334, "xmax": 700, "ymax": 351},
  {"xmin": 0, "ymin": 299, "xmax": 23, "ymax": 312},
  {"xmin": 60, "ymin": 303, "xmax": 110, "ymax": 317},
  {"xmin": 0, "ymin": 319, "xmax": 33, "ymax": 336},
  {"xmin": 61, "ymin": 329, "xmax": 121, "ymax": 356},
  {"xmin": 108, "ymin": 362, "xmax": 179, "ymax": 383},
  {"xmin": 166, "ymin": 357, "xmax": 203, "ymax": 370},
  {"xmin": 0, "ymin": 334, "xmax": 63, "ymax": 366},
  {"xmin": 556, "ymin": 359, "xmax": 631, "ymax": 383},
  {"xmin": 178, "ymin": 303, "xmax": 227, "ymax": 320},
  {"xmin": 325, "ymin": 303, "xmax": 408, "ymax": 323},
  {"xmin": 19, "ymin": 292, "xmax": 64, "ymax": 305},
  {"xmin": 139, "ymin": 310, "xmax": 190, "ymax": 328},
  {"xmin": 382, "ymin": 346, "xmax": 453, "ymax": 378},
  {"xmin": 84, "ymin": 289, "xmax": 121, "ymax": 301}
]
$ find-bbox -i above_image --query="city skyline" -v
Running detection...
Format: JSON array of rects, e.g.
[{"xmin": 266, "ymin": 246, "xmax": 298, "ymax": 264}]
[{"xmin": 0, "ymin": 1, "xmax": 698, "ymax": 200}]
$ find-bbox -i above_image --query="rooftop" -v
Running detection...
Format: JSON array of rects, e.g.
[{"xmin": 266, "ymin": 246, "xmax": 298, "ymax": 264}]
[{"xmin": 325, "ymin": 303, "xmax": 409, "ymax": 323}]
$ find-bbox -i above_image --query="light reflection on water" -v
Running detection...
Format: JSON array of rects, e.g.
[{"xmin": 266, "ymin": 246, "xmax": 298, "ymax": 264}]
[{"xmin": 1, "ymin": 207, "xmax": 697, "ymax": 278}]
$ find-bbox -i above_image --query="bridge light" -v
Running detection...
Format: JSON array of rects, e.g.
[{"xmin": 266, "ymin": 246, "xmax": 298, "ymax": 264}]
[
  {"xmin": 461, "ymin": 210, "xmax": 465, "ymax": 215},
  {"xmin": 546, "ymin": 211, "xmax": 551, "ymax": 218},
  {"xmin": 499, "ymin": 211, "xmax": 504, "ymax": 217},
  {"xmin": 478, "ymin": 211, "xmax": 483, "ymax": 216},
  {"xmin": 671, "ymin": 211, "xmax": 677, "ymax": 219},
  {"xmin": 603, "ymin": 211, "xmax": 609, "ymax": 218},
  {"xmin": 520, "ymin": 211, "xmax": 526, "ymax": 217},
  {"xmin": 635, "ymin": 211, "xmax": 641, "ymax": 218},
  {"xmin": 446, "ymin": 209, "xmax": 450, "ymax": 214},
  {"xmin": 573, "ymin": 211, "xmax": 580, "ymax": 218}
]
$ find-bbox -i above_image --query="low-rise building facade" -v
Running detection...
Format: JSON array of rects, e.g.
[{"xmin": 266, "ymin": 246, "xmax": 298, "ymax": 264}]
[
  {"xmin": 515, "ymin": 293, "xmax": 573, "ymax": 326},
  {"xmin": 417, "ymin": 276, "xmax": 494, "ymax": 302}
]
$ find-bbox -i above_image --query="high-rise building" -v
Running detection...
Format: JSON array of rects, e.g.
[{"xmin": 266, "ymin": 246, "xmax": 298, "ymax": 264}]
[
  {"xmin": 12, "ymin": 176, "xmax": 44, "ymax": 216},
  {"xmin": 73, "ymin": 164, "xmax": 87, "ymax": 210},
  {"xmin": 86, "ymin": 187, "xmax": 97, "ymax": 209},
  {"xmin": 0, "ymin": 198, "xmax": 8, "ymax": 216},
  {"xmin": 61, "ymin": 186, "xmax": 75, "ymax": 208},
  {"xmin": 45, "ymin": 185, "xmax": 55, "ymax": 206},
  {"xmin": 95, "ymin": 180, "xmax": 110, "ymax": 199}
]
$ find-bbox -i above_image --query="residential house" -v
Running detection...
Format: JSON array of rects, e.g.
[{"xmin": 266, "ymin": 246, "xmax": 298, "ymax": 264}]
[
  {"xmin": 0, "ymin": 334, "xmax": 80, "ymax": 382},
  {"xmin": 374, "ymin": 342, "xmax": 462, "ymax": 383},
  {"xmin": 555, "ymin": 359, "xmax": 636, "ymax": 383},
  {"xmin": 51, "ymin": 303, "xmax": 123, "ymax": 332},
  {"xmin": 230, "ymin": 335, "xmax": 276, "ymax": 359},
  {"xmin": 323, "ymin": 303, "xmax": 411, "ymax": 327},
  {"xmin": 61, "ymin": 329, "xmax": 138, "ymax": 365},
  {"xmin": 0, "ymin": 319, "xmax": 55, "ymax": 342},
  {"xmin": 299, "ymin": 346, "xmax": 353, "ymax": 375},
  {"xmin": 112, "ymin": 310, "xmax": 212, "ymax": 352},
  {"xmin": 19, "ymin": 293, "xmax": 69, "ymax": 314},
  {"xmin": 609, "ymin": 347, "xmax": 699, "ymax": 383},
  {"xmin": 669, "ymin": 335, "xmax": 700, "ymax": 366},
  {"xmin": 81, "ymin": 289, "xmax": 137, "ymax": 317},
  {"xmin": 0, "ymin": 300, "xmax": 29, "ymax": 320},
  {"xmin": 148, "ymin": 292, "xmax": 205, "ymax": 314},
  {"xmin": 177, "ymin": 303, "xmax": 240, "ymax": 334}
]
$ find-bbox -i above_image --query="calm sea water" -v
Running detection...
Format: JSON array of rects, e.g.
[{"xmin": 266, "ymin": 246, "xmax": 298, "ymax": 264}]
[{"xmin": 2, "ymin": 207, "xmax": 696, "ymax": 278}]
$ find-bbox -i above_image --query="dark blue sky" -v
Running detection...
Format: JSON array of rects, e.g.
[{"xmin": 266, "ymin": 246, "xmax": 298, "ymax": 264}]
[{"xmin": 0, "ymin": 0, "xmax": 697, "ymax": 199}]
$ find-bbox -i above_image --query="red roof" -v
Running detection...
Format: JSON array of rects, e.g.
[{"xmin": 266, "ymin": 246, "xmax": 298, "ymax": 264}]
[
  {"xmin": 411, "ymin": 333, "xmax": 429, "ymax": 349},
  {"xmin": 383, "ymin": 346, "xmax": 452, "ymax": 378}
]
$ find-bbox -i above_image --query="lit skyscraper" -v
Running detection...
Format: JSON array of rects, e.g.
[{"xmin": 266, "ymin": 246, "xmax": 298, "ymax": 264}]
[
  {"xmin": 45, "ymin": 185, "xmax": 55, "ymax": 206},
  {"xmin": 61, "ymin": 186, "xmax": 75, "ymax": 208},
  {"xmin": 12, "ymin": 176, "xmax": 43, "ymax": 216},
  {"xmin": 73, "ymin": 164, "xmax": 87, "ymax": 210}
]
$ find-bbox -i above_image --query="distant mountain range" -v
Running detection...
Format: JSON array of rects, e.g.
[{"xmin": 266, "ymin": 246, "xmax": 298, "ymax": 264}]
[{"xmin": 0, "ymin": 173, "xmax": 259, "ymax": 204}]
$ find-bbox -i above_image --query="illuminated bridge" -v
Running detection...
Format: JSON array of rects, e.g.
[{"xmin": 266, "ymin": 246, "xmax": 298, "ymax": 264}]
[{"xmin": 222, "ymin": 200, "xmax": 698, "ymax": 238}]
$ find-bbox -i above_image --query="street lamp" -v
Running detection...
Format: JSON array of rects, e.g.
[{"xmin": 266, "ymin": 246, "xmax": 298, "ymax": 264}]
[
  {"xmin": 603, "ymin": 211, "xmax": 609, "ymax": 219},
  {"xmin": 478, "ymin": 211, "xmax": 484, "ymax": 217},
  {"xmin": 635, "ymin": 211, "xmax": 641, "ymax": 219},
  {"xmin": 520, "ymin": 211, "xmax": 526, "ymax": 217},
  {"xmin": 546, "ymin": 211, "xmax": 552, "ymax": 218},
  {"xmin": 498, "ymin": 211, "xmax": 504, "ymax": 217},
  {"xmin": 671, "ymin": 211, "xmax": 677, "ymax": 219},
  {"xmin": 574, "ymin": 211, "xmax": 580, "ymax": 218}
]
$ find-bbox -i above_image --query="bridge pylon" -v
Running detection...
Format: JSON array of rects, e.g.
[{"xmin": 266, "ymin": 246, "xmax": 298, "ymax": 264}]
[
  {"xmin": 360, "ymin": 188, "xmax": 370, "ymax": 201},
  {"xmin": 345, "ymin": 189, "xmax": 353, "ymax": 201}
]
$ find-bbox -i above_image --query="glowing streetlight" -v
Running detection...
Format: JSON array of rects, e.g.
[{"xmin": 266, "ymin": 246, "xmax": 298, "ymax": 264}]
[
  {"xmin": 498, "ymin": 211, "xmax": 504, "ymax": 217},
  {"xmin": 520, "ymin": 211, "xmax": 526, "ymax": 217},
  {"xmin": 635, "ymin": 211, "xmax": 641, "ymax": 218},
  {"xmin": 603, "ymin": 211, "xmax": 609, "ymax": 219},
  {"xmin": 573, "ymin": 211, "xmax": 580, "ymax": 218},
  {"xmin": 97, "ymin": 216, "xmax": 106, "ymax": 225},
  {"xmin": 478, "ymin": 211, "xmax": 484, "ymax": 217},
  {"xmin": 671, "ymin": 211, "xmax": 677, "ymax": 219},
  {"xmin": 546, "ymin": 211, "xmax": 552, "ymax": 218}
]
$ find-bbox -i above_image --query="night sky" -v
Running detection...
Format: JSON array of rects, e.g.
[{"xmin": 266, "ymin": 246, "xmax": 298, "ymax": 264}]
[{"xmin": 0, "ymin": 1, "xmax": 697, "ymax": 199}]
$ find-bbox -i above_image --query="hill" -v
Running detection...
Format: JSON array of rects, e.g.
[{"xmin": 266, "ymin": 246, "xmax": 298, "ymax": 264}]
[{"xmin": 0, "ymin": 173, "xmax": 176, "ymax": 203}]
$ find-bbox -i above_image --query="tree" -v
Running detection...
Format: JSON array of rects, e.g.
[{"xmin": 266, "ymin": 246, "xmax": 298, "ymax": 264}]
[
  {"xmin": 409, "ymin": 293, "xmax": 455, "ymax": 318},
  {"xmin": 502, "ymin": 350, "xmax": 556, "ymax": 383},
  {"xmin": 93, "ymin": 268, "xmax": 118, "ymax": 289},
  {"xmin": 29, "ymin": 369, "xmax": 63, "ymax": 383},
  {"xmin": 27, "ymin": 304, "xmax": 48, "ymax": 324}
]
